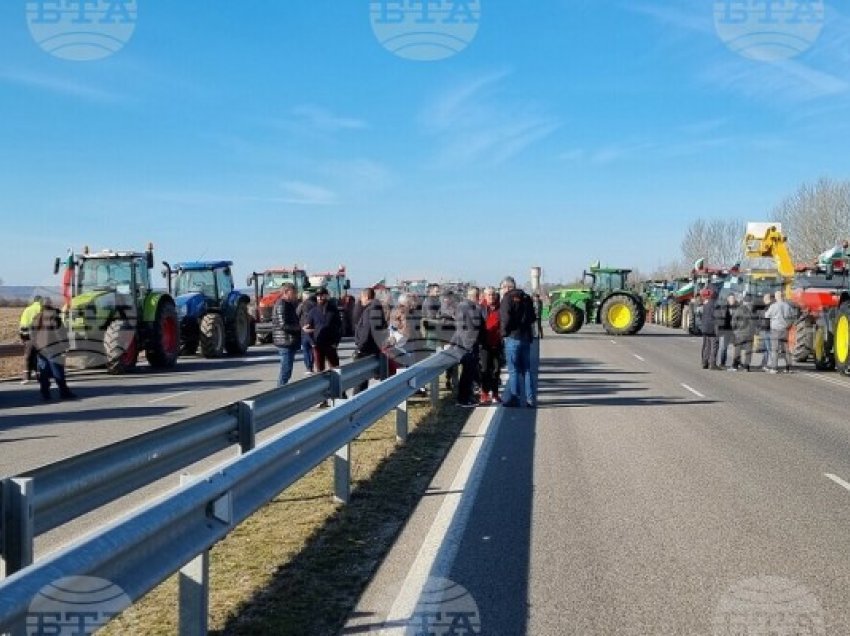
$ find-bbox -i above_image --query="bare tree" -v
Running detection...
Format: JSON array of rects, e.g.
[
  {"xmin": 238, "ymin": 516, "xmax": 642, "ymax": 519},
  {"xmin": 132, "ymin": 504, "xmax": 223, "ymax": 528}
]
[
  {"xmin": 772, "ymin": 177, "xmax": 850, "ymax": 262},
  {"xmin": 681, "ymin": 218, "xmax": 745, "ymax": 268}
]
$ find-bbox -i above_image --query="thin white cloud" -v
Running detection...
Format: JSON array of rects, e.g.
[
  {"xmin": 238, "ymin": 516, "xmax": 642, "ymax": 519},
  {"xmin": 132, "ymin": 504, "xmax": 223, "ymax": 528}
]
[
  {"xmin": 291, "ymin": 105, "xmax": 367, "ymax": 132},
  {"xmin": 277, "ymin": 181, "xmax": 338, "ymax": 206},
  {"xmin": 0, "ymin": 69, "xmax": 120, "ymax": 102},
  {"xmin": 422, "ymin": 71, "xmax": 561, "ymax": 167},
  {"xmin": 321, "ymin": 158, "xmax": 393, "ymax": 192}
]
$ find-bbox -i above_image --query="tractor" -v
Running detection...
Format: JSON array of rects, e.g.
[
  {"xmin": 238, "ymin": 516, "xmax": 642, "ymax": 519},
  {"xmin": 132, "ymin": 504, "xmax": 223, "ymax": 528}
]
[
  {"xmin": 678, "ymin": 261, "xmax": 740, "ymax": 335},
  {"xmin": 307, "ymin": 266, "xmax": 354, "ymax": 336},
  {"xmin": 547, "ymin": 264, "xmax": 645, "ymax": 336},
  {"xmin": 53, "ymin": 244, "xmax": 179, "ymax": 374},
  {"xmin": 247, "ymin": 267, "xmax": 310, "ymax": 343},
  {"xmin": 162, "ymin": 261, "xmax": 253, "ymax": 357}
]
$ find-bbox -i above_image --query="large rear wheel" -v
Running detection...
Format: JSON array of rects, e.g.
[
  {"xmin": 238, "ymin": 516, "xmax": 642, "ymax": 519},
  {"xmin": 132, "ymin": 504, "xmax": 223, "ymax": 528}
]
[
  {"xmin": 600, "ymin": 294, "xmax": 643, "ymax": 335},
  {"xmin": 792, "ymin": 314, "xmax": 813, "ymax": 363},
  {"xmin": 225, "ymin": 301, "xmax": 251, "ymax": 355},
  {"xmin": 146, "ymin": 300, "xmax": 179, "ymax": 368},
  {"xmin": 813, "ymin": 322, "xmax": 835, "ymax": 371},
  {"xmin": 668, "ymin": 303, "xmax": 682, "ymax": 329},
  {"xmin": 549, "ymin": 304, "xmax": 584, "ymax": 334},
  {"xmin": 200, "ymin": 313, "xmax": 225, "ymax": 358},
  {"xmin": 105, "ymin": 320, "xmax": 138, "ymax": 374}
]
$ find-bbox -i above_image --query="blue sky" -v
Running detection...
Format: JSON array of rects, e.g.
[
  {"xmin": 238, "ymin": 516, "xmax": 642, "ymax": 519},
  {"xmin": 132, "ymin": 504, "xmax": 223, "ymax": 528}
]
[{"xmin": 2, "ymin": 1, "xmax": 850, "ymax": 288}]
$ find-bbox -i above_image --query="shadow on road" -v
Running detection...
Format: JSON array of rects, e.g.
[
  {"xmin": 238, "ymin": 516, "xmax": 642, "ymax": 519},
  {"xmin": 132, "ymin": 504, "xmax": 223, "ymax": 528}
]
[{"xmin": 0, "ymin": 406, "xmax": 180, "ymax": 429}]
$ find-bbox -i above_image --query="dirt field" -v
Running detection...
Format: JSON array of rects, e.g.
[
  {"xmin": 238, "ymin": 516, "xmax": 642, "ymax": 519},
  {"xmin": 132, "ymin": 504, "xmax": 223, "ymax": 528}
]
[{"xmin": 0, "ymin": 307, "xmax": 22, "ymax": 380}]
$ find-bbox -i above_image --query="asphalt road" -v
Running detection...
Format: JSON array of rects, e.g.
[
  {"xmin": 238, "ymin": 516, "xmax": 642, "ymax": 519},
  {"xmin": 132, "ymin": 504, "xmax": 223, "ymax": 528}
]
[{"xmin": 345, "ymin": 323, "xmax": 850, "ymax": 635}]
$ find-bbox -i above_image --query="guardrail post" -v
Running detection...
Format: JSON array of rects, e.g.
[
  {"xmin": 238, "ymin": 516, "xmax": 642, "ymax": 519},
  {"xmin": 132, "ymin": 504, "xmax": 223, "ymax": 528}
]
[
  {"xmin": 237, "ymin": 400, "xmax": 256, "ymax": 454},
  {"xmin": 379, "ymin": 353, "xmax": 390, "ymax": 380},
  {"xmin": 1, "ymin": 478, "xmax": 34, "ymax": 577},
  {"xmin": 178, "ymin": 474, "xmax": 209, "ymax": 636},
  {"xmin": 395, "ymin": 399, "xmax": 408, "ymax": 443},
  {"xmin": 330, "ymin": 368, "xmax": 345, "ymax": 403},
  {"xmin": 334, "ymin": 444, "xmax": 351, "ymax": 504}
]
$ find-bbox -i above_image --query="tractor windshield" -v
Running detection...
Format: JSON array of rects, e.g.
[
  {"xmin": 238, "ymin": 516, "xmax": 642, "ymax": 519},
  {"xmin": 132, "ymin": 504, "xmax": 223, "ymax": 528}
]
[
  {"xmin": 264, "ymin": 273, "xmax": 295, "ymax": 291},
  {"xmin": 175, "ymin": 270, "xmax": 216, "ymax": 298},
  {"xmin": 594, "ymin": 271, "xmax": 627, "ymax": 292},
  {"xmin": 78, "ymin": 258, "xmax": 133, "ymax": 294}
]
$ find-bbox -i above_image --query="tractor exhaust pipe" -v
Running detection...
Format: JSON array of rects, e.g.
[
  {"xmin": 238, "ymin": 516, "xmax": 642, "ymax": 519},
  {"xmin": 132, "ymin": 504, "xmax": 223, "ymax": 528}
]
[{"xmin": 530, "ymin": 266, "xmax": 542, "ymax": 295}]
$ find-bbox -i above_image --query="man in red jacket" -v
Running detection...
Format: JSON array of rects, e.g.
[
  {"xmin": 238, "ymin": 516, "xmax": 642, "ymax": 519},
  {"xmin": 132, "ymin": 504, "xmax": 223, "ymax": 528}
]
[{"xmin": 479, "ymin": 286, "xmax": 503, "ymax": 404}]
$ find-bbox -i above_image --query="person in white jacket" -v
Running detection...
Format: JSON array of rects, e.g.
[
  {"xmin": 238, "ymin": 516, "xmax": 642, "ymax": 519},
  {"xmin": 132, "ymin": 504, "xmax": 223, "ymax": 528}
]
[{"xmin": 763, "ymin": 290, "xmax": 794, "ymax": 373}]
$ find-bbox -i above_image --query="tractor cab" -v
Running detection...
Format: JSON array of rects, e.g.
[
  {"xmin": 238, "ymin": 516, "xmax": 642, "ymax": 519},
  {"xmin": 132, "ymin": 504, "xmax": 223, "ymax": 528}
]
[
  {"xmin": 307, "ymin": 266, "xmax": 354, "ymax": 336},
  {"xmin": 248, "ymin": 267, "xmax": 309, "ymax": 343}
]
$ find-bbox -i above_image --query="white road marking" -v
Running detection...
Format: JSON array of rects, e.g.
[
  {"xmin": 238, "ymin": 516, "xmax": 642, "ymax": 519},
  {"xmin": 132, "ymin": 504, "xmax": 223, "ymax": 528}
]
[
  {"xmin": 148, "ymin": 391, "xmax": 191, "ymax": 404},
  {"xmin": 802, "ymin": 372, "xmax": 850, "ymax": 388},
  {"xmin": 383, "ymin": 406, "xmax": 502, "ymax": 631},
  {"xmin": 610, "ymin": 339, "xmax": 617, "ymax": 344},
  {"xmin": 680, "ymin": 383, "xmax": 705, "ymax": 398},
  {"xmin": 633, "ymin": 354, "xmax": 645, "ymax": 362},
  {"xmin": 825, "ymin": 473, "xmax": 850, "ymax": 492}
]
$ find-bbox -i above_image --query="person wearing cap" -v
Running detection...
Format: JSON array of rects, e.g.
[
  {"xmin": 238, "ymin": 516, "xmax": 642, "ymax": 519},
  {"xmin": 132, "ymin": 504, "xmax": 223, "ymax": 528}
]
[
  {"xmin": 304, "ymin": 286, "xmax": 343, "ymax": 388},
  {"xmin": 699, "ymin": 287, "xmax": 721, "ymax": 370}
]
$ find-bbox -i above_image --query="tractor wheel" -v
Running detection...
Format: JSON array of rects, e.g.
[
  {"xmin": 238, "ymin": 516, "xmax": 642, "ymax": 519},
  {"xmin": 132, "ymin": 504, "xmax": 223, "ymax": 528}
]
[
  {"xmin": 180, "ymin": 339, "xmax": 199, "ymax": 356},
  {"xmin": 833, "ymin": 305, "xmax": 850, "ymax": 373},
  {"xmin": 225, "ymin": 301, "xmax": 251, "ymax": 355},
  {"xmin": 146, "ymin": 300, "xmax": 179, "ymax": 368},
  {"xmin": 813, "ymin": 322, "xmax": 835, "ymax": 370},
  {"xmin": 600, "ymin": 294, "xmax": 642, "ymax": 336},
  {"xmin": 105, "ymin": 320, "xmax": 138, "ymax": 374},
  {"xmin": 792, "ymin": 314, "xmax": 813, "ymax": 363},
  {"xmin": 200, "ymin": 313, "xmax": 225, "ymax": 358},
  {"xmin": 549, "ymin": 304, "xmax": 584, "ymax": 334},
  {"xmin": 668, "ymin": 303, "xmax": 683, "ymax": 329}
]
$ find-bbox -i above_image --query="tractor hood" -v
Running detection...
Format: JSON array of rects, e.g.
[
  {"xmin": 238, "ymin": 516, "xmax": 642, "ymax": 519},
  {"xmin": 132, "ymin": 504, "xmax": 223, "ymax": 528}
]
[
  {"xmin": 70, "ymin": 290, "xmax": 111, "ymax": 310},
  {"xmin": 259, "ymin": 291, "xmax": 283, "ymax": 309},
  {"xmin": 175, "ymin": 292, "xmax": 208, "ymax": 318}
]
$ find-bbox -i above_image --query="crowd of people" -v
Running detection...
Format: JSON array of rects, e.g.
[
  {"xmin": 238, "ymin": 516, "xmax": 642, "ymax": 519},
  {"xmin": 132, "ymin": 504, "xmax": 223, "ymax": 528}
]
[
  {"xmin": 271, "ymin": 277, "xmax": 543, "ymax": 408},
  {"xmin": 699, "ymin": 288, "xmax": 795, "ymax": 373}
]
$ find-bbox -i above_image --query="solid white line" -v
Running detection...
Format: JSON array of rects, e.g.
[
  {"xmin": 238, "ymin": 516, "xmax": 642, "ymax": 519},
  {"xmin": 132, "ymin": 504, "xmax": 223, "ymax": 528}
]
[
  {"xmin": 633, "ymin": 354, "xmax": 645, "ymax": 362},
  {"xmin": 825, "ymin": 473, "xmax": 850, "ymax": 492},
  {"xmin": 680, "ymin": 383, "xmax": 705, "ymax": 398},
  {"xmin": 148, "ymin": 391, "xmax": 191, "ymax": 404},
  {"xmin": 383, "ymin": 406, "xmax": 502, "ymax": 630}
]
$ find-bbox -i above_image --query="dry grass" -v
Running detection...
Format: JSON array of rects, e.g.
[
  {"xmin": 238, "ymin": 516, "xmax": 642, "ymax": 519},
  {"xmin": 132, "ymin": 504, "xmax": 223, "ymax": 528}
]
[
  {"xmin": 103, "ymin": 394, "xmax": 472, "ymax": 635},
  {"xmin": 0, "ymin": 307, "xmax": 22, "ymax": 379}
]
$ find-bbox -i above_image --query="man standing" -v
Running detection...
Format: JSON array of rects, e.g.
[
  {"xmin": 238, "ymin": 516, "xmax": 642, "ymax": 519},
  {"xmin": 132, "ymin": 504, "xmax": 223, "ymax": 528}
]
[
  {"xmin": 297, "ymin": 289, "xmax": 316, "ymax": 374},
  {"xmin": 717, "ymin": 294, "xmax": 737, "ymax": 368},
  {"xmin": 453, "ymin": 286, "xmax": 484, "ymax": 407},
  {"xmin": 19, "ymin": 294, "xmax": 42, "ymax": 384},
  {"xmin": 764, "ymin": 289, "xmax": 794, "ymax": 373},
  {"xmin": 353, "ymin": 287, "xmax": 387, "ymax": 395},
  {"xmin": 305, "ymin": 287, "xmax": 343, "ymax": 372},
  {"xmin": 479, "ymin": 286, "xmax": 502, "ymax": 404},
  {"xmin": 532, "ymin": 292, "xmax": 544, "ymax": 339},
  {"xmin": 31, "ymin": 298, "xmax": 76, "ymax": 401},
  {"xmin": 730, "ymin": 294, "xmax": 756, "ymax": 371},
  {"xmin": 499, "ymin": 276, "xmax": 536, "ymax": 408},
  {"xmin": 271, "ymin": 283, "xmax": 302, "ymax": 386},
  {"xmin": 699, "ymin": 288, "xmax": 721, "ymax": 370}
]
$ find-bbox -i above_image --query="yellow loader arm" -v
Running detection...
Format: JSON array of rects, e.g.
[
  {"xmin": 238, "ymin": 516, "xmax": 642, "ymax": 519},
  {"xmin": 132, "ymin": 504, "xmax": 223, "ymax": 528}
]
[{"xmin": 743, "ymin": 222, "xmax": 795, "ymax": 279}]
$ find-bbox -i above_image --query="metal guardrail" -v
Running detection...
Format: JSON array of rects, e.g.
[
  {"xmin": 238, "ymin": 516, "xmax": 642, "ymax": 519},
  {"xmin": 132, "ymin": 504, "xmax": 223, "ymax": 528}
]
[
  {"xmin": 0, "ymin": 343, "xmax": 23, "ymax": 359},
  {"xmin": 0, "ymin": 348, "xmax": 459, "ymax": 634}
]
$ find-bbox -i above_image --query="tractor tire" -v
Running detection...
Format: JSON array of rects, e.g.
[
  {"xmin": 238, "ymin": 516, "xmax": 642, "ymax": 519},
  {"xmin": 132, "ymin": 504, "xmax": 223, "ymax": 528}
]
[
  {"xmin": 668, "ymin": 303, "xmax": 683, "ymax": 329},
  {"xmin": 180, "ymin": 339, "xmax": 199, "ymax": 356},
  {"xmin": 146, "ymin": 300, "xmax": 179, "ymax": 368},
  {"xmin": 833, "ymin": 304, "xmax": 850, "ymax": 373},
  {"xmin": 105, "ymin": 320, "xmax": 138, "ymax": 374},
  {"xmin": 813, "ymin": 322, "xmax": 835, "ymax": 371},
  {"xmin": 225, "ymin": 301, "xmax": 251, "ymax": 355},
  {"xmin": 600, "ymin": 294, "xmax": 642, "ymax": 336},
  {"xmin": 200, "ymin": 313, "xmax": 225, "ymax": 358},
  {"xmin": 549, "ymin": 304, "xmax": 584, "ymax": 334},
  {"xmin": 792, "ymin": 315, "xmax": 813, "ymax": 363}
]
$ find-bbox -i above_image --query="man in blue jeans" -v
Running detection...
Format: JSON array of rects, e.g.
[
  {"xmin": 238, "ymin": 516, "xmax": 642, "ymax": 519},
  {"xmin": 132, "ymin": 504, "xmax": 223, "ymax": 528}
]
[
  {"xmin": 499, "ymin": 277, "xmax": 536, "ymax": 408},
  {"xmin": 272, "ymin": 283, "xmax": 302, "ymax": 386}
]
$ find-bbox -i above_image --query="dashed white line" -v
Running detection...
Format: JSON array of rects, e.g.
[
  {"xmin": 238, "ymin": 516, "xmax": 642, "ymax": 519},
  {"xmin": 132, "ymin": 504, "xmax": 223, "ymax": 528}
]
[
  {"xmin": 802, "ymin": 372, "xmax": 850, "ymax": 389},
  {"xmin": 680, "ymin": 383, "xmax": 705, "ymax": 398},
  {"xmin": 610, "ymin": 339, "xmax": 617, "ymax": 344},
  {"xmin": 148, "ymin": 391, "xmax": 191, "ymax": 404},
  {"xmin": 825, "ymin": 473, "xmax": 850, "ymax": 492},
  {"xmin": 633, "ymin": 354, "xmax": 645, "ymax": 362}
]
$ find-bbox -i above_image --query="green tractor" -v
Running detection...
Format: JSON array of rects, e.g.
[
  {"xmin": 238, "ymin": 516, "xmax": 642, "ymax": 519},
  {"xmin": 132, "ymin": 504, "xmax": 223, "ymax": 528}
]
[
  {"xmin": 547, "ymin": 265, "xmax": 646, "ymax": 336},
  {"xmin": 53, "ymin": 244, "xmax": 180, "ymax": 374}
]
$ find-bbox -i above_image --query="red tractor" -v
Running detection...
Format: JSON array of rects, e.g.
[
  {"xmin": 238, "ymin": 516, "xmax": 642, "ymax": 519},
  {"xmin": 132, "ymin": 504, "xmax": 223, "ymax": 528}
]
[{"xmin": 247, "ymin": 267, "xmax": 309, "ymax": 343}]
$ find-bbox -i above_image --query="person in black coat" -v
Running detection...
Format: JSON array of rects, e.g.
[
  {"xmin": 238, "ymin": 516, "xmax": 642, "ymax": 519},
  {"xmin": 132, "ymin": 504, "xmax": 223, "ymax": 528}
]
[
  {"xmin": 700, "ymin": 288, "xmax": 721, "ymax": 369},
  {"xmin": 730, "ymin": 294, "xmax": 756, "ymax": 371},
  {"xmin": 352, "ymin": 287, "xmax": 388, "ymax": 394},
  {"xmin": 271, "ymin": 283, "xmax": 302, "ymax": 386},
  {"xmin": 305, "ymin": 287, "xmax": 342, "ymax": 372},
  {"xmin": 453, "ymin": 287, "xmax": 484, "ymax": 406}
]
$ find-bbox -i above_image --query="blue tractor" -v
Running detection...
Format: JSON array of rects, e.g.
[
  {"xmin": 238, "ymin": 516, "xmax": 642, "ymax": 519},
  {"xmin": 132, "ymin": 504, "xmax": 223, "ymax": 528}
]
[{"xmin": 162, "ymin": 261, "xmax": 253, "ymax": 357}]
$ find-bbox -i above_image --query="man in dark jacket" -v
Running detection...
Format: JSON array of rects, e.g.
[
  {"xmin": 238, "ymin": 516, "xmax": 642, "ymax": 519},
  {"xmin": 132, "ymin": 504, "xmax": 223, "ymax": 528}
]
[
  {"xmin": 272, "ymin": 283, "xmax": 302, "ymax": 386},
  {"xmin": 700, "ymin": 288, "xmax": 721, "ymax": 369},
  {"xmin": 353, "ymin": 287, "xmax": 388, "ymax": 394},
  {"xmin": 31, "ymin": 298, "xmax": 76, "ymax": 400},
  {"xmin": 500, "ymin": 276, "xmax": 535, "ymax": 407},
  {"xmin": 305, "ymin": 287, "xmax": 342, "ymax": 372},
  {"xmin": 730, "ymin": 294, "xmax": 756, "ymax": 371},
  {"xmin": 297, "ymin": 290, "xmax": 316, "ymax": 373},
  {"xmin": 453, "ymin": 287, "xmax": 484, "ymax": 407}
]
